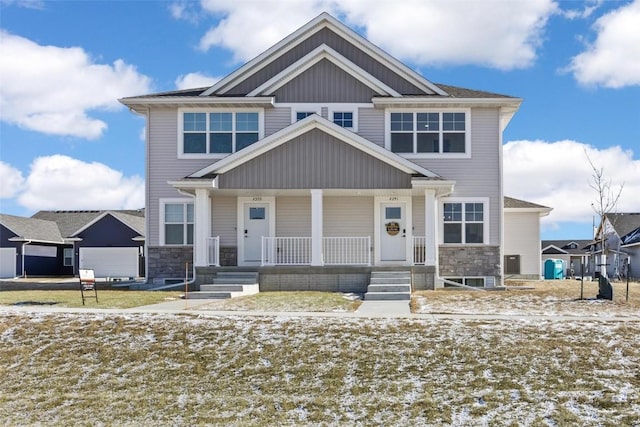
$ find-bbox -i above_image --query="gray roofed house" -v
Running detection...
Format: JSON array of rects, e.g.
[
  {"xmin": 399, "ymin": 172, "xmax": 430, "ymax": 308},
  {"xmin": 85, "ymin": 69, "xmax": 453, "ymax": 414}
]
[
  {"xmin": 0, "ymin": 214, "xmax": 64, "ymax": 244},
  {"xmin": 0, "ymin": 210, "xmax": 145, "ymax": 279},
  {"xmin": 593, "ymin": 212, "xmax": 640, "ymax": 279}
]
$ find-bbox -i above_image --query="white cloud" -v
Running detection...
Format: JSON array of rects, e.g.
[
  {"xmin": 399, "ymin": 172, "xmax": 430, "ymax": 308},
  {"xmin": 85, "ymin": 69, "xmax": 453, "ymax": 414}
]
[
  {"xmin": 0, "ymin": 161, "xmax": 25, "ymax": 199},
  {"xmin": 0, "ymin": 0, "xmax": 44, "ymax": 10},
  {"xmin": 504, "ymin": 140, "xmax": 640, "ymax": 230},
  {"xmin": 568, "ymin": 0, "xmax": 640, "ymax": 88},
  {"xmin": 193, "ymin": 0, "xmax": 557, "ymax": 70},
  {"xmin": 17, "ymin": 155, "xmax": 144, "ymax": 211},
  {"xmin": 0, "ymin": 31, "xmax": 152, "ymax": 139},
  {"xmin": 175, "ymin": 72, "xmax": 221, "ymax": 90}
]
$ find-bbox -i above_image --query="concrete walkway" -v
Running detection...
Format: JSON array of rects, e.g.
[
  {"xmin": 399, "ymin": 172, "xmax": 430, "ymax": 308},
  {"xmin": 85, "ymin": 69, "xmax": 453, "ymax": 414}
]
[{"xmin": 2, "ymin": 298, "xmax": 640, "ymax": 322}]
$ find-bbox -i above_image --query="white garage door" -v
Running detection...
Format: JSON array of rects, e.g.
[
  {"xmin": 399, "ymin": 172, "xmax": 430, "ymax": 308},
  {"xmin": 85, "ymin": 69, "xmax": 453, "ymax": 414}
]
[
  {"xmin": 0, "ymin": 248, "xmax": 17, "ymax": 278},
  {"xmin": 79, "ymin": 247, "xmax": 139, "ymax": 278}
]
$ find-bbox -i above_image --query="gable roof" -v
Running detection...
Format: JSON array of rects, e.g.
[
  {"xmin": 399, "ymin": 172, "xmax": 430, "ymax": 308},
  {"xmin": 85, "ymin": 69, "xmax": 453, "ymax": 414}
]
[
  {"xmin": 541, "ymin": 239, "xmax": 592, "ymax": 254},
  {"xmin": 504, "ymin": 196, "xmax": 552, "ymax": 215},
  {"xmin": 189, "ymin": 114, "xmax": 439, "ymax": 179},
  {"xmin": 202, "ymin": 12, "xmax": 447, "ymax": 97},
  {"xmin": 603, "ymin": 213, "xmax": 640, "ymax": 238},
  {"xmin": 0, "ymin": 214, "xmax": 64, "ymax": 244},
  {"xmin": 31, "ymin": 210, "xmax": 145, "ymax": 239},
  {"xmin": 247, "ymin": 44, "xmax": 401, "ymax": 97}
]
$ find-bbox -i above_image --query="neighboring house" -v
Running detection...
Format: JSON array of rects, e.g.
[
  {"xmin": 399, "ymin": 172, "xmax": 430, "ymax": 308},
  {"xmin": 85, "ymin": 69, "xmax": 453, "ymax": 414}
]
[
  {"xmin": 541, "ymin": 239, "xmax": 593, "ymax": 278},
  {"xmin": 589, "ymin": 213, "xmax": 640, "ymax": 279},
  {"xmin": 504, "ymin": 197, "xmax": 552, "ymax": 280},
  {"xmin": 0, "ymin": 210, "xmax": 145, "ymax": 279},
  {"xmin": 0, "ymin": 214, "xmax": 69, "ymax": 278},
  {"xmin": 120, "ymin": 12, "xmax": 522, "ymax": 290},
  {"xmin": 621, "ymin": 226, "xmax": 640, "ymax": 280}
]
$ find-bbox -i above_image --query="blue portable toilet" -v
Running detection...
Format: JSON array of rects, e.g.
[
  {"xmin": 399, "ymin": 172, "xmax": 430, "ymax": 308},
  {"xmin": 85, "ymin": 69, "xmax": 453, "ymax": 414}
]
[{"xmin": 544, "ymin": 259, "xmax": 564, "ymax": 280}]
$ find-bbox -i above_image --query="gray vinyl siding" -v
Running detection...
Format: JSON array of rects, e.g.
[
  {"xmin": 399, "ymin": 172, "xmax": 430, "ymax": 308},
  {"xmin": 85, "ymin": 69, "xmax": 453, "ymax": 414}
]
[
  {"xmin": 273, "ymin": 59, "xmax": 375, "ymax": 103},
  {"xmin": 225, "ymin": 27, "xmax": 426, "ymax": 96},
  {"xmin": 324, "ymin": 197, "xmax": 374, "ymax": 237},
  {"xmin": 410, "ymin": 108, "xmax": 501, "ymax": 244},
  {"xmin": 276, "ymin": 197, "xmax": 311, "ymax": 237},
  {"xmin": 211, "ymin": 196, "xmax": 236, "ymax": 246},
  {"xmin": 412, "ymin": 196, "xmax": 425, "ymax": 237},
  {"xmin": 147, "ymin": 108, "xmax": 216, "ymax": 246},
  {"xmin": 358, "ymin": 107, "xmax": 384, "ymax": 146},
  {"xmin": 218, "ymin": 129, "xmax": 412, "ymax": 189},
  {"xmin": 265, "ymin": 107, "xmax": 291, "ymax": 136}
]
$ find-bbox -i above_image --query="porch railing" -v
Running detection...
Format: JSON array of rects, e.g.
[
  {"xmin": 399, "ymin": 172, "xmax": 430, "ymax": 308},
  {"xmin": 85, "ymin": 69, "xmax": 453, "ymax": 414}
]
[
  {"xmin": 412, "ymin": 236, "xmax": 426, "ymax": 265},
  {"xmin": 262, "ymin": 237, "xmax": 311, "ymax": 266},
  {"xmin": 323, "ymin": 236, "xmax": 371, "ymax": 265},
  {"xmin": 261, "ymin": 236, "xmax": 371, "ymax": 266},
  {"xmin": 207, "ymin": 236, "xmax": 220, "ymax": 266}
]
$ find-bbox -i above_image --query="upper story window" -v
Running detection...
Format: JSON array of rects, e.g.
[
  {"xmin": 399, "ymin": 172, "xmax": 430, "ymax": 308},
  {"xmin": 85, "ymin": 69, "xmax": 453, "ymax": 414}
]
[
  {"xmin": 333, "ymin": 111, "xmax": 353, "ymax": 128},
  {"xmin": 161, "ymin": 200, "xmax": 194, "ymax": 245},
  {"xmin": 386, "ymin": 110, "xmax": 469, "ymax": 157},
  {"xmin": 296, "ymin": 111, "xmax": 316, "ymax": 121},
  {"xmin": 180, "ymin": 109, "xmax": 263, "ymax": 157},
  {"xmin": 442, "ymin": 200, "xmax": 487, "ymax": 244},
  {"xmin": 284, "ymin": 103, "xmax": 364, "ymax": 132}
]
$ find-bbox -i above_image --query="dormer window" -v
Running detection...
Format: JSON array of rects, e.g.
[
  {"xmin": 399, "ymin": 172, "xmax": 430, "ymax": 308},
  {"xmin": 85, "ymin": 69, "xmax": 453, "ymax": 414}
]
[
  {"xmin": 386, "ymin": 110, "xmax": 469, "ymax": 157},
  {"xmin": 333, "ymin": 111, "xmax": 353, "ymax": 128}
]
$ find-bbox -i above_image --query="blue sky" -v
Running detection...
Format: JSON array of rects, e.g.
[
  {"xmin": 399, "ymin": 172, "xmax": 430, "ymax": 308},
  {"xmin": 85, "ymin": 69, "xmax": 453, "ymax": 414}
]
[{"xmin": 1, "ymin": 0, "xmax": 639, "ymax": 240}]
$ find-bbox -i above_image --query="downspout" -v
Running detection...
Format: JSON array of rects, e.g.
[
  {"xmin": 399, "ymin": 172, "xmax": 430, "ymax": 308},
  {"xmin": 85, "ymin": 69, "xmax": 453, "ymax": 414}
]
[
  {"xmin": 175, "ymin": 188, "xmax": 197, "ymax": 288},
  {"xmin": 21, "ymin": 240, "xmax": 31, "ymax": 278}
]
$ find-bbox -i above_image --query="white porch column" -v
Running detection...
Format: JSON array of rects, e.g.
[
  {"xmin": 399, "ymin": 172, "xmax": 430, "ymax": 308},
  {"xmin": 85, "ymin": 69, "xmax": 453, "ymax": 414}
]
[
  {"xmin": 424, "ymin": 189, "xmax": 438, "ymax": 267},
  {"xmin": 193, "ymin": 188, "xmax": 211, "ymax": 267},
  {"xmin": 310, "ymin": 189, "xmax": 323, "ymax": 266}
]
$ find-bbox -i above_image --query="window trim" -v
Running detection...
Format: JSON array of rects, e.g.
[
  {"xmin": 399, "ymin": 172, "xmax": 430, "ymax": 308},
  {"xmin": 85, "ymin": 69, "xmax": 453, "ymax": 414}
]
[
  {"xmin": 278, "ymin": 103, "xmax": 368, "ymax": 132},
  {"xmin": 159, "ymin": 198, "xmax": 194, "ymax": 246},
  {"xmin": 178, "ymin": 108, "xmax": 264, "ymax": 159},
  {"xmin": 63, "ymin": 247, "xmax": 74, "ymax": 267},
  {"xmin": 385, "ymin": 108, "xmax": 471, "ymax": 159},
  {"xmin": 439, "ymin": 197, "xmax": 489, "ymax": 245}
]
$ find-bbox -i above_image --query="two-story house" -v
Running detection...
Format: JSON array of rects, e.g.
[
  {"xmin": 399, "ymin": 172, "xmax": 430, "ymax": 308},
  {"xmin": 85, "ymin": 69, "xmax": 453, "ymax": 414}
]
[{"xmin": 120, "ymin": 13, "xmax": 522, "ymax": 291}]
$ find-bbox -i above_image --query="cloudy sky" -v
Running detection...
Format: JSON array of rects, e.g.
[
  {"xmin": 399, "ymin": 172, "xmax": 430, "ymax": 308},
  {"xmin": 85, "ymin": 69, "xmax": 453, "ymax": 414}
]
[{"xmin": 1, "ymin": 0, "xmax": 638, "ymax": 239}]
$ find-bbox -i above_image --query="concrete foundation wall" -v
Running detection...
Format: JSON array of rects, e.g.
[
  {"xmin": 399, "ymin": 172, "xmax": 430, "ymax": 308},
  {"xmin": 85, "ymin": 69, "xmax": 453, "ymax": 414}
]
[{"xmin": 195, "ymin": 265, "xmax": 436, "ymax": 292}]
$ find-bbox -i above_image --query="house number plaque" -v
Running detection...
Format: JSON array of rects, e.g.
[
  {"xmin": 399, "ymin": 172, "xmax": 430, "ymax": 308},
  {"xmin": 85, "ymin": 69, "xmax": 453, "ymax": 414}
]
[{"xmin": 385, "ymin": 221, "xmax": 400, "ymax": 236}]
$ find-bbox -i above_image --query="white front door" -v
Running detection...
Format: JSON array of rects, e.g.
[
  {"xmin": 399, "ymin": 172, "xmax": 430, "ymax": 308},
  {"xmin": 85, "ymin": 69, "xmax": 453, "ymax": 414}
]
[
  {"xmin": 243, "ymin": 203, "xmax": 270, "ymax": 263},
  {"xmin": 380, "ymin": 203, "xmax": 406, "ymax": 261}
]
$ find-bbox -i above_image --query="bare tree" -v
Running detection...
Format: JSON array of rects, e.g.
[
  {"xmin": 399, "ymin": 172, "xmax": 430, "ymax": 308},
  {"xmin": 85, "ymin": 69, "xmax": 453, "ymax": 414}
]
[{"xmin": 586, "ymin": 150, "xmax": 624, "ymax": 279}]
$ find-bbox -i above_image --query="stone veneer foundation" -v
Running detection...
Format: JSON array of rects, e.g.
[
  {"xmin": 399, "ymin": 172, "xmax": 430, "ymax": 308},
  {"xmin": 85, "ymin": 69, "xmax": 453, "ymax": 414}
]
[{"xmin": 439, "ymin": 245, "xmax": 501, "ymax": 285}]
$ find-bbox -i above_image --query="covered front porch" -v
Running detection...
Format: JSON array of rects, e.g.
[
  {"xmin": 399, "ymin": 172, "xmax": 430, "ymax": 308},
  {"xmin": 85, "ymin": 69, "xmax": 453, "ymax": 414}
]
[{"xmin": 190, "ymin": 187, "xmax": 454, "ymax": 271}]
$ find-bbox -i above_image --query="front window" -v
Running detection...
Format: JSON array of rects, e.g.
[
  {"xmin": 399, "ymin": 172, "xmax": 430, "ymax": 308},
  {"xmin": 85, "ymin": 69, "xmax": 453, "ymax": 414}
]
[
  {"xmin": 164, "ymin": 202, "xmax": 194, "ymax": 245},
  {"xmin": 389, "ymin": 111, "xmax": 467, "ymax": 154},
  {"xmin": 182, "ymin": 111, "xmax": 261, "ymax": 155},
  {"xmin": 63, "ymin": 248, "xmax": 73, "ymax": 267},
  {"xmin": 443, "ymin": 202, "xmax": 485, "ymax": 244}
]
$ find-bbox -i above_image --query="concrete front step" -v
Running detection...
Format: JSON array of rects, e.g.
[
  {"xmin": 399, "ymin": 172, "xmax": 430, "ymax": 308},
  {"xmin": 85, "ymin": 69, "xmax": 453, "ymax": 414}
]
[
  {"xmin": 186, "ymin": 291, "xmax": 236, "ymax": 299},
  {"xmin": 364, "ymin": 292, "xmax": 411, "ymax": 301},
  {"xmin": 186, "ymin": 272, "xmax": 260, "ymax": 300},
  {"xmin": 369, "ymin": 277, "xmax": 411, "ymax": 284},
  {"xmin": 211, "ymin": 278, "xmax": 258, "ymax": 284},
  {"xmin": 367, "ymin": 284, "xmax": 411, "ymax": 293},
  {"xmin": 365, "ymin": 270, "xmax": 412, "ymax": 301},
  {"xmin": 370, "ymin": 271, "xmax": 410, "ymax": 277},
  {"xmin": 200, "ymin": 284, "xmax": 246, "ymax": 292}
]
